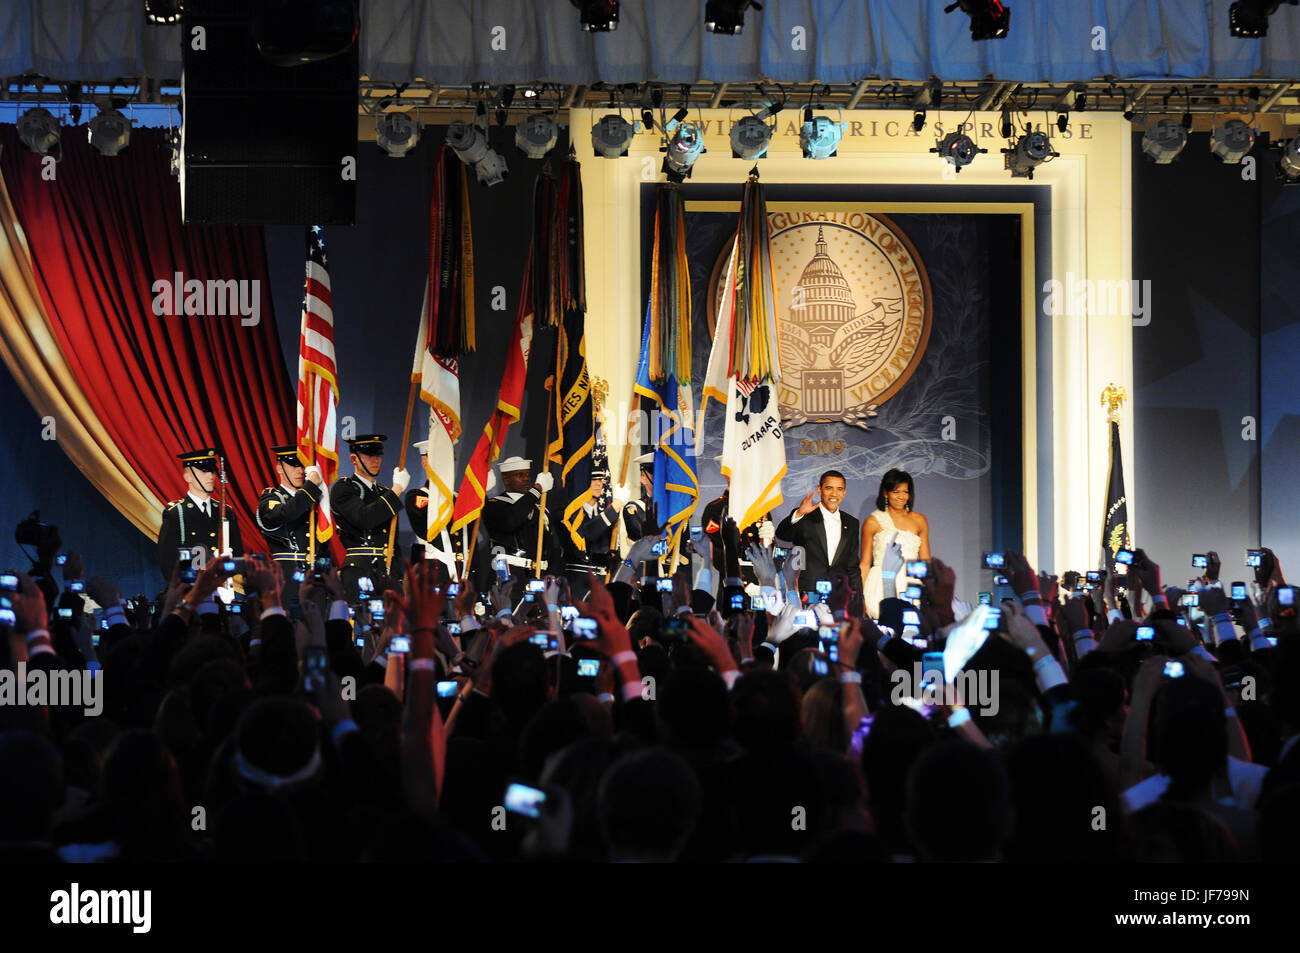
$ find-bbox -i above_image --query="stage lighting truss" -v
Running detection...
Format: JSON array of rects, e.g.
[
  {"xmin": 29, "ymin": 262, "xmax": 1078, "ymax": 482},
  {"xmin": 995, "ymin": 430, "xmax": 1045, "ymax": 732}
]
[
  {"xmin": 515, "ymin": 113, "xmax": 559, "ymax": 159},
  {"xmin": 1276, "ymin": 136, "xmax": 1300, "ymax": 184},
  {"xmin": 1001, "ymin": 129, "xmax": 1057, "ymax": 179},
  {"xmin": 663, "ymin": 112, "xmax": 706, "ymax": 182},
  {"xmin": 931, "ymin": 129, "xmax": 987, "ymax": 172},
  {"xmin": 1209, "ymin": 117, "xmax": 1256, "ymax": 163},
  {"xmin": 88, "ymin": 106, "xmax": 132, "ymax": 156},
  {"xmin": 705, "ymin": 0, "xmax": 761, "ymax": 35},
  {"xmin": 592, "ymin": 114, "xmax": 635, "ymax": 158},
  {"xmin": 572, "ymin": 0, "xmax": 618, "ymax": 32},
  {"xmin": 1140, "ymin": 117, "xmax": 1189, "ymax": 164},
  {"xmin": 800, "ymin": 108, "xmax": 843, "ymax": 159},
  {"xmin": 377, "ymin": 110, "xmax": 420, "ymax": 157},
  {"xmin": 944, "ymin": 0, "xmax": 1010, "ymax": 40},
  {"xmin": 447, "ymin": 109, "xmax": 508, "ymax": 185},
  {"xmin": 1229, "ymin": 0, "xmax": 1297, "ymax": 38},
  {"xmin": 17, "ymin": 107, "xmax": 61, "ymax": 156}
]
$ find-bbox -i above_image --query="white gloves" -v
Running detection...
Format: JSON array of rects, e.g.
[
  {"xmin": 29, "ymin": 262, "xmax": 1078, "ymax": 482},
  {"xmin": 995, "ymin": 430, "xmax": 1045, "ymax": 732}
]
[
  {"xmin": 758, "ymin": 519, "xmax": 776, "ymax": 546},
  {"xmin": 304, "ymin": 465, "xmax": 323, "ymax": 485},
  {"xmin": 391, "ymin": 467, "xmax": 410, "ymax": 495},
  {"xmin": 534, "ymin": 471, "xmax": 554, "ymax": 494},
  {"xmin": 612, "ymin": 483, "xmax": 631, "ymax": 509},
  {"xmin": 485, "ymin": 468, "xmax": 497, "ymax": 495}
]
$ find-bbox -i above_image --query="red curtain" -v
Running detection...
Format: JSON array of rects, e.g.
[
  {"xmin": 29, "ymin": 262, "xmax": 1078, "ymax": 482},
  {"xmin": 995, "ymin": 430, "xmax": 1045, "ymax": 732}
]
[{"xmin": 0, "ymin": 125, "xmax": 293, "ymax": 555}]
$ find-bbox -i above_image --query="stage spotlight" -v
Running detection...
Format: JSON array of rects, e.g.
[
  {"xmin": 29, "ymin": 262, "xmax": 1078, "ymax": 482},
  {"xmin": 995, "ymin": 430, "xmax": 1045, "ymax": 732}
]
[
  {"xmin": 800, "ymin": 109, "xmax": 842, "ymax": 159},
  {"xmin": 705, "ymin": 0, "xmax": 761, "ymax": 35},
  {"xmin": 1056, "ymin": 112, "xmax": 1069, "ymax": 133},
  {"xmin": 943, "ymin": 0, "xmax": 1010, "ymax": 40},
  {"xmin": 88, "ymin": 107, "xmax": 132, "ymax": 156},
  {"xmin": 447, "ymin": 116, "xmax": 509, "ymax": 185},
  {"xmin": 377, "ymin": 111, "xmax": 420, "ymax": 157},
  {"xmin": 931, "ymin": 130, "xmax": 986, "ymax": 172},
  {"xmin": 1002, "ymin": 130, "xmax": 1056, "ymax": 179},
  {"xmin": 473, "ymin": 150, "xmax": 508, "ymax": 186},
  {"xmin": 516, "ymin": 113, "xmax": 558, "ymax": 159},
  {"xmin": 1209, "ymin": 118, "xmax": 1256, "ymax": 163},
  {"xmin": 1276, "ymin": 137, "xmax": 1300, "ymax": 183},
  {"xmin": 17, "ymin": 107, "xmax": 61, "ymax": 155},
  {"xmin": 1229, "ymin": 0, "xmax": 1296, "ymax": 38},
  {"xmin": 1140, "ymin": 118, "xmax": 1189, "ymax": 164},
  {"xmin": 572, "ymin": 0, "xmax": 619, "ymax": 31},
  {"xmin": 913, "ymin": 111, "xmax": 926, "ymax": 132},
  {"xmin": 663, "ymin": 121, "xmax": 705, "ymax": 181},
  {"xmin": 731, "ymin": 114, "xmax": 773, "ymax": 159},
  {"xmin": 144, "ymin": 0, "xmax": 183, "ymax": 24},
  {"xmin": 592, "ymin": 114, "xmax": 635, "ymax": 157}
]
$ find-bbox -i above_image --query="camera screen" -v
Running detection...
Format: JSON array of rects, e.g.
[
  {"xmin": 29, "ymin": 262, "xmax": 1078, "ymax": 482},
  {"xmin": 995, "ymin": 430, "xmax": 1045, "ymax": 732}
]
[
  {"xmin": 906, "ymin": 561, "xmax": 928, "ymax": 578},
  {"xmin": 389, "ymin": 636, "xmax": 410, "ymax": 654},
  {"xmin": 982, "ymin": 608, "xmax": 1001, "ymax": 630},
  {"xmin": 577, "ymin": 658, "xmax": 600, "ymax": 678},
  {"xmin": 817, "ymin": 624, "xmax": 839, "ymax": 642},
  {"xmin": 729, "ymin": 594, "xmax": 744, "ymax": 610},
  {"xmin": 1136, "ymin": 626, "xmax": 1155, "ymax": 641},
  {"xmin": 527, "ymin": 580, "xmax": 545, "ymax": 592},
  {"xmin": 815, "ymin": 579, "xmax": 831, "ymax": 594},
  {"xmin": 1192, "ymin": 554, "xmax": 1207, "ymax": 568},
  {"xmin": 1280, "ymin": 587, "xmax": 1295, "ymax": 607},
  {"xmin": 977, "ymin": 591, "xmax": 991, "ymax": 605},
  {"xmin": 1180, "ymin": 592, "xmax": 1199, "ymax": 607},
  {"xmin": 1231, "ymin": 584, "xmax": 1247, "ymax": 600},
  {"xmin": 793, "ymin": 610, "xmax": 815, "ymax": 628},
  {"xmin": 983, "ymin": 552, "xmax": 1005, "ymax": 568},
  {"xmin": 905, "ymin": 584, "xmax": 923, "ymax": 599},
  {"xmin": 1163, "ymin": 660, "xmax": 1185, "ymax": 679},
  {"xmin": 293, "ymin": 569, "xmax": 306, "ymax": 583},
  {"xmin": 1246, "ymin": 550, "xmax": 1262, "ymax": 567},
  {"xmin": 357, "ymin": 576, "xmax": 373, "ymax": 593},
  {"xmin": 656, "ymin": 578, "xmax": 673, "ymax": 592},
  {"xmin": 572, "ymin": 618, "xmax": 598, "ymax": 639},
  {"xmin": 58, "ymin": 607, "xmax": 73, "ymax": 619},
  {"xmin": 902, "ymin": 610, "xmax": 921, "ymax": 628},
  {"xmin": 437, "ymin": 681, "xmax": 458, "ymax": 698},
  {"xmin": 1116, "ymin": 550, "xmax": 1134, "ymax": 565},
  {"xmin": 504, "ymin": 782, "xmax": 546, "ymax": 818}
]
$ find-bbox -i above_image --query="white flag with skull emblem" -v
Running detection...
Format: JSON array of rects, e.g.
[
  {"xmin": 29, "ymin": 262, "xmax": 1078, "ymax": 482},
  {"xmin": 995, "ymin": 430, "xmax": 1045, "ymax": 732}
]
[{"xmin": 700, "ymin": 241, "xmax": 786, "ymax": 530}]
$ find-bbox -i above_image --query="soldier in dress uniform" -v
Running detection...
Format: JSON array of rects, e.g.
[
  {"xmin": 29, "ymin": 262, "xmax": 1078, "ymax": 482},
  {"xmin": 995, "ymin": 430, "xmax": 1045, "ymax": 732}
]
[
  {"xmin": 404, "ymin": 438, "xmax": 491, "ymax": 590},
  {"xmin": 620, "ymin": 452, "xmax": 659, "ymax": 542},
  {"xmin": 158, "ymin": 447, "xmax": 242, "ymax": 580},
  {"xmin": 700, "ymin": 455, "xmax": 774, "ymax": 586},
  {"xmin": 255, "ymin": 444, "xmax": 325, "ymax": 606},
  {"xmin": 482, "ymin": 456, "xmax": 563, "ymax": 595},
  {"xmin": 563, "ymin": 465, "xmax": 630, "ymax": 596},
  {"xmin": 329, "ymin": 434, "xmax": 410, "ymax": 601}
]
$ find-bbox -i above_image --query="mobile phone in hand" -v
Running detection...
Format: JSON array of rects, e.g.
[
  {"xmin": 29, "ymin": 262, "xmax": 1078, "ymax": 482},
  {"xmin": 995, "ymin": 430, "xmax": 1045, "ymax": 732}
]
[
  {"xmin": 1192, "ymin": 554, "xmax": 1208, "ymax": 569},
  {"xmin": 1116, "ymin": 549, "xmax": 1135, "ymax": 565},
  {"xmin": 982, "ymin": 552, "xmax": 1005, "ymax": 569},
  {"xmin": 1246, "ymin": 549, "xmax": 1263, "ymax": 568},
  {"xmin": 437, "ymin": 680, "xmax": 459, "ymax": 698},
  {"xmin": 1230, "ymin": 582, "xmax": 1247, "ymax": 600},
  {"xmin": 906, "ymin": 560, "xmax": 928, "ymax": 578}
]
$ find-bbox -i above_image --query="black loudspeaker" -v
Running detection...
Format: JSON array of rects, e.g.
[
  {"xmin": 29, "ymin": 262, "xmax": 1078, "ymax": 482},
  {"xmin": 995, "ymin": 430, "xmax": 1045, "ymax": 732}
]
[{"xmin": 180, "ymin": 0, "xmax": 358, "ymax": 225}]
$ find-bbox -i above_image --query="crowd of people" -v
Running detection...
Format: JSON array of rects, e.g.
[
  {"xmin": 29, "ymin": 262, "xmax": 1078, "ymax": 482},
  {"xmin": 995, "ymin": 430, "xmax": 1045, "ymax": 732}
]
[{"xmin": 2, "ymin": 484, "xmax": 1298, "ymax": 863}]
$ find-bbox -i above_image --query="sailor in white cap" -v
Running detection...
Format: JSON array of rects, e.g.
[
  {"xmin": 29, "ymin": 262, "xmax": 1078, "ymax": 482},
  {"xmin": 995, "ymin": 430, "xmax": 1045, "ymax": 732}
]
[
  {"xmin": 404, "ymin": 438, "xmax": 492, "ymax": 587},
  {"xmin": 482, "ymin": 455, "xmax": 562, "ymax": 584},
  {"xmin": 620, "ymin": 451, "xmax": 659, "ymax": 541}
]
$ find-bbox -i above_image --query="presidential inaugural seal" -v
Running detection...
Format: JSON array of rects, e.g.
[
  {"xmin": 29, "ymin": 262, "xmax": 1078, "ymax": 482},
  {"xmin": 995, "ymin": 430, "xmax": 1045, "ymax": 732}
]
[{"xmin": 709, "ymin": 212, "xmax": 933, "ymax": 429}]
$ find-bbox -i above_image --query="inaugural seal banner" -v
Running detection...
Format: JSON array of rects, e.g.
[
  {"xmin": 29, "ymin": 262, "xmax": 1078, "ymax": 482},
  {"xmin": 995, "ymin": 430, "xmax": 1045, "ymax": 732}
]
[{"xmin": 672, "ymin": 198, "xmax": 1011, "ymax": 578}]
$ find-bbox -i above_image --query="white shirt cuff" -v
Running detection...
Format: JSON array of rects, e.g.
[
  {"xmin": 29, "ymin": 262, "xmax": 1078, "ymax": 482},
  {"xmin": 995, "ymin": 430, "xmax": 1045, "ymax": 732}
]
[
  {"xmin": 328, "ymin": 599, "xmax": 350, "ymax": 622},
  {"xmin": 260, "ymin": 606, "xmax": 288, "ymax": 620}
]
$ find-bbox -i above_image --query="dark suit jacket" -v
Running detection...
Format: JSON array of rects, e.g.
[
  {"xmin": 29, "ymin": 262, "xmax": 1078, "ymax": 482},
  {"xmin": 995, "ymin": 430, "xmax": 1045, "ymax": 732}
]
[{"xmin": 775, "ymin": 506, "xmax": 863, "ymax": 592}]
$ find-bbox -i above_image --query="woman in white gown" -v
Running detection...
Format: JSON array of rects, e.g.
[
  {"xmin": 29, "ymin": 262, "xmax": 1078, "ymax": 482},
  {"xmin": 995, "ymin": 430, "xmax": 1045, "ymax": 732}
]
[{"xmin": 860, "ymin": 469, "xmax": 931, "ymax": 619}]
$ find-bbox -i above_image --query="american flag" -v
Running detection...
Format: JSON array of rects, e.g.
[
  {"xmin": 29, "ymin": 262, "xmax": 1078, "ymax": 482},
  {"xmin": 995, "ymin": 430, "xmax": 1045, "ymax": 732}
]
[{"xmin": 296, "ymin": 226, "xmax": 341, "ymax": 555}]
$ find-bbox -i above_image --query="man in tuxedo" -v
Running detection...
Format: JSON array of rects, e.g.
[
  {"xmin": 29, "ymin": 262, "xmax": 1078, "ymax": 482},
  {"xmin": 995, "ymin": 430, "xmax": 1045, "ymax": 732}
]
[{"xmin": 774, "ymin": 470, "xmax": 862, "ymax": 592}]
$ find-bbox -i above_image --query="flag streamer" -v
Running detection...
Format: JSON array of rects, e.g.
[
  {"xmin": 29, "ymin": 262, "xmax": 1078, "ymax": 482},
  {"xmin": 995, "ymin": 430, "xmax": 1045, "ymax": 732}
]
[
  {"xmin": 728, "ymin": 177, "xmax": 782, "ymax": 383},
  {"xmin": 451, "ymin": 248, "xmax": 535, "ymax": 533},
  {"xmin": 648, "ymin": 186, "xmax": 692, "ymax": 382}
]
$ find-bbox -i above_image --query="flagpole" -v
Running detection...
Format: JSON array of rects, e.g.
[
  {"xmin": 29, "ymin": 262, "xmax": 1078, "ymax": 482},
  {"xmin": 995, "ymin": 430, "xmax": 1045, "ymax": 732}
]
[
  {"xmin": 535, "ymin": 373, "xmax": 557, "ymax": 579},
  {"xmin": 607, "ymin": 380, "xmax": 641, "ymax": 575},
  {"xmin": 387, "ymin": 379, "xmax": 420, "ymax": 574}
]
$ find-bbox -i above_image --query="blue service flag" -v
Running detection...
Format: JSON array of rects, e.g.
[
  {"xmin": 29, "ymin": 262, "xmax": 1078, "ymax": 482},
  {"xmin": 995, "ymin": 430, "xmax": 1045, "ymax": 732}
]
[{"xmin": 633, "ymin": 305, "xmax": 699, "ymax": 547}]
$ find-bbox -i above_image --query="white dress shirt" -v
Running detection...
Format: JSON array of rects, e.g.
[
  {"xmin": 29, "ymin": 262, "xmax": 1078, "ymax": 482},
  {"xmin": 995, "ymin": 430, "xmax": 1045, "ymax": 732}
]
[{"xmin": 792, "ymin": 503, "xmax": 842, "ymax": 561}]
